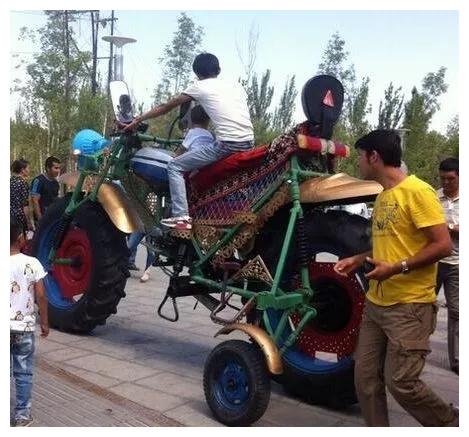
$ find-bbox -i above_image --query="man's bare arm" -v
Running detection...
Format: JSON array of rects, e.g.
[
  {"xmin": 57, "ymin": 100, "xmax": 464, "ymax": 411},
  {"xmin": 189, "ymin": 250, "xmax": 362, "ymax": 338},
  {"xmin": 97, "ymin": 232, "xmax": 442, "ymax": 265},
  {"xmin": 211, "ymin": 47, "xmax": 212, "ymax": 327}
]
[
  {"xmin": 31, "ymin": 196, "xmax": 42, "ymax": 221},
  {"xmin": 334, "ymin": 250, "xmax": 372, "ymax": 277},
  {"xmin": 23, "ymin": 205, "xmax": 33, "ymax": 230},
  {"xmin": 35, "ymin": 279, "xmax": 49, "ymax": 337},
  {"xmin": 124, "ymin": 94, "xmax": 192, "ymax": 131},
  {"xmin": 406, "ymin": 223, "xmax": 453, "ymax": 271}
]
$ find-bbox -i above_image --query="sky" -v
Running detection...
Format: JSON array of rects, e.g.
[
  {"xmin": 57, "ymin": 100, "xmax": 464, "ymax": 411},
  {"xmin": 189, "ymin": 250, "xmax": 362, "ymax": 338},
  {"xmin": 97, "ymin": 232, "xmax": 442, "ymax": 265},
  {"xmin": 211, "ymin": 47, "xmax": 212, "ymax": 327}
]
[{"xmin": 10, "ymin": 10, "xmax": 458, "ymax": 133}]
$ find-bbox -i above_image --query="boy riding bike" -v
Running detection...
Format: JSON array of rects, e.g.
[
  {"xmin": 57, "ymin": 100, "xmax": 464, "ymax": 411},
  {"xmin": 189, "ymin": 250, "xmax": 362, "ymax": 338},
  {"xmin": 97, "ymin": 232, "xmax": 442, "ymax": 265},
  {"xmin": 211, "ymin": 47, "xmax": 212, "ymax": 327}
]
[{"xmin": 124, "ymin": 53, "xmax": 254, "ymax": 230}]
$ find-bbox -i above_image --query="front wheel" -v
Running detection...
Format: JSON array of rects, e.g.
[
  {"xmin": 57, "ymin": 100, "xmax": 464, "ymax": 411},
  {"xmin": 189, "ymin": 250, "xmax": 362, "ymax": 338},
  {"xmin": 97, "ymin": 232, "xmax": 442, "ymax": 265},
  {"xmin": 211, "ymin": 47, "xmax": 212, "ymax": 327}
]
[
  {"xmin": 203, "ymin": 340, "xmax": 271, "ymax": 426},
  {"xmin": 32, "ymin": 196, "xmax": 130, "ymax": 333}
]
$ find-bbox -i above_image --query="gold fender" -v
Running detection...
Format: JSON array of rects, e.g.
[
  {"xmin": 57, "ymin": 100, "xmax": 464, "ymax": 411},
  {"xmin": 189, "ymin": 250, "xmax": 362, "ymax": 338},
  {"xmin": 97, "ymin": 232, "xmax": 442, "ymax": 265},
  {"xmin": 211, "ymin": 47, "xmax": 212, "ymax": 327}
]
[
  {"xmin": 299, "ymin": 172, "xmax": 383, "ymax": 204},
  {"xmin": 97, "ymin": 183, "xmax": 144, "ymax": 233},
  {"xmin": 214, "ymin": 323, "xmax": 283, "ymax": 375},
  {"xmin": 58, "ymin": 172, "xmax": 144, "ymax": 233}
]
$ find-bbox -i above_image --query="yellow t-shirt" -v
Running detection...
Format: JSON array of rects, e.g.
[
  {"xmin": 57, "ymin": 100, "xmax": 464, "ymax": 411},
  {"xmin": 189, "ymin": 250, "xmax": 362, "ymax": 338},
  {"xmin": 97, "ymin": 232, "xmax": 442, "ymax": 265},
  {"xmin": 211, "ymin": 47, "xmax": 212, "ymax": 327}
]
[{"xmin": 367, "ymin": 175, "xmax": 445, "ymax": 306}]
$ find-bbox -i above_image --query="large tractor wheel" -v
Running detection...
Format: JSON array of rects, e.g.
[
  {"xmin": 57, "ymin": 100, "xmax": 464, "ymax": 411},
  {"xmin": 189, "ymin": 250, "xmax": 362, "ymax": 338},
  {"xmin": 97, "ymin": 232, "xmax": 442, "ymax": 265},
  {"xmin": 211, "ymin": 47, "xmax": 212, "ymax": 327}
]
[
  {"xmin": 203, "ymin": 340, "xmax": 271, "ymax": 426},
  {"xmin": 32, "ymin": 196, "xmax": 129, "ymax": 333},
  {"xmin": 254, "ymin": 207, "xmax": 371, "ymax": 408}
]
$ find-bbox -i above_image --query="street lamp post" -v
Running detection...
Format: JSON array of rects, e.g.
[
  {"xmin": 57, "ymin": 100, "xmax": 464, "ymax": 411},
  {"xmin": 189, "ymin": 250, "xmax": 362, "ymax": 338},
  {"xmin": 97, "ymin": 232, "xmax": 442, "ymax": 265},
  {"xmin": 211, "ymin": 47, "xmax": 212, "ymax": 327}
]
[
  {"xmin": 102, "ymin": 35, "xmax": 137, "ymax": 82},
  {"xmin": 396, "ymin": 128, "xmax": 410, "ymax": 151}
]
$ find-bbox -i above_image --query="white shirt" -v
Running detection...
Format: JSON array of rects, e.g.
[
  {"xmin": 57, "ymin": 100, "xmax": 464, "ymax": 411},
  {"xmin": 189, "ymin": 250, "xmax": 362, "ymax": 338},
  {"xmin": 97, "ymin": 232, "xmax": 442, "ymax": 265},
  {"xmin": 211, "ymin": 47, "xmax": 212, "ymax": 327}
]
[
  {"xmin": 10, "ymin": 253, "xmax": 47, "ymax": 332},
  {"xmin": 183, "ymin": 78, "xmax": 254, "ymax": 142},
  {"xmin": 182, "ymin": 127, "xmax": 216, "ymax": 151},
  {"xmin": 437, "ymin": 188, "xmax": 459, "ymax": 265}
]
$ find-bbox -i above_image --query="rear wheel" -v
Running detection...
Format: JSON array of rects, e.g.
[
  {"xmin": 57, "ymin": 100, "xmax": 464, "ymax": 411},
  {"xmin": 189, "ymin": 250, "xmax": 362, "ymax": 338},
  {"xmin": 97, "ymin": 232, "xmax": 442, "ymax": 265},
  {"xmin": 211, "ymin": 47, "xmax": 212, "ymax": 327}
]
[
  {"xmin": 32, "ymin": 196, "xmax": 129, "ymax": 333},
  {"xmin": 254, "ymin": 207, "xmax": 371, "ymax": 408}
]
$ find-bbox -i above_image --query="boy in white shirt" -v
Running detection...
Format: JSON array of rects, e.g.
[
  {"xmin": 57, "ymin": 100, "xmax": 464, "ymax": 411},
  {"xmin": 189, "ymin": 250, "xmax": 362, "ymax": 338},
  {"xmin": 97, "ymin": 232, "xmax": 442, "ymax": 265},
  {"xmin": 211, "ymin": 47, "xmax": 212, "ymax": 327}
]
[
  {"xmin": 10, "ymin": 216, "xmax": 49, "ymax": 427},
  {"xmin": 177, "ymin": 104, "xmax": 215, "ymax": 155},
  {"xmin": 124, "ymin": 53, "xmax": 254, "ymax": 230}
]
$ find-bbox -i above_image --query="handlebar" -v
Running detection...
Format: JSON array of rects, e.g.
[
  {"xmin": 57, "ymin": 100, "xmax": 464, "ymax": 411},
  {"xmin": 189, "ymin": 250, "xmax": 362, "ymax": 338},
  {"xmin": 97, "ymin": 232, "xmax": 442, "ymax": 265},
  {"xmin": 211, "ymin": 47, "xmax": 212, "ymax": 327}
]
[
  {"xmin": 137, "ymin": 133, "xmax": 183, "ymax": 145},
  {"xmin": 109, "ymin": 131, "xmax": 183, "ymax": 146}
]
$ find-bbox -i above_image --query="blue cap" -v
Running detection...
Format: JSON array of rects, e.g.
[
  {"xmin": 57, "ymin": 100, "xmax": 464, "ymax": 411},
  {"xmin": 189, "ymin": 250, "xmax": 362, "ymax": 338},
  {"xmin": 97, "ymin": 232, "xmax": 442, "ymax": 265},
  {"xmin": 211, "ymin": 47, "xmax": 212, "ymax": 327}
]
[{"xmin": 72, "ymin": 129, "xmax": 111, "ymax": 156}]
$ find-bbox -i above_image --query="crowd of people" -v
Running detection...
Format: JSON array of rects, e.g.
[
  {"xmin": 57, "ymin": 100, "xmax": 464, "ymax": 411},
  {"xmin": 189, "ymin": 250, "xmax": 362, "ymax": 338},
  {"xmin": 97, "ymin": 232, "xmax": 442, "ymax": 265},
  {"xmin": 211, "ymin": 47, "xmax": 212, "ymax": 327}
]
[
  {"xmin": 10, "ymin": 51, "xmax": 458, "ymax": 427},
  {"xmin": 10, "ymin": 156, "xmax": 61, "ymax": 238}
]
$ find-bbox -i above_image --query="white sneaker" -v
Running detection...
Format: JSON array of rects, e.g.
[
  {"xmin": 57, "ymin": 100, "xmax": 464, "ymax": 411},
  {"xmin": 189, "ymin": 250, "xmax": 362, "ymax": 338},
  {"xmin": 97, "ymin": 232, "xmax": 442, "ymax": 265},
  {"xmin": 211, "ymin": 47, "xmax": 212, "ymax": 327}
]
[
  {"xmin": 160, "ymin": 216, "xmax": 192, "ymax": 230},
  {"xmin": 140, "ymin": 271, "xmax": 150, "ymax": 283}
]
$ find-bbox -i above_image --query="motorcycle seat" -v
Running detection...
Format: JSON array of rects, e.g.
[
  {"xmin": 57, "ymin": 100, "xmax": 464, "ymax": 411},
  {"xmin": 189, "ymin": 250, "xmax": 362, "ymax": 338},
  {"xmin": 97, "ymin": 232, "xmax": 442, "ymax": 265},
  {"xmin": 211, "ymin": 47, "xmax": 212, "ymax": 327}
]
[{"xmin": 189, "ymin": 146, "xmax": 267, "ymax": 193}]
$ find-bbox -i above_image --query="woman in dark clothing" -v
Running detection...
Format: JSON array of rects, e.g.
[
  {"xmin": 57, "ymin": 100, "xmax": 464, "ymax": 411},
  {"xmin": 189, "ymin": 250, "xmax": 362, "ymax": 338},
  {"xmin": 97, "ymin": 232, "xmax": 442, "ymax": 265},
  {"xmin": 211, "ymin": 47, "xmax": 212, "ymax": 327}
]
[{"xmin": 10, "ymin": 159, "xmax": 33, "ymax": 233}]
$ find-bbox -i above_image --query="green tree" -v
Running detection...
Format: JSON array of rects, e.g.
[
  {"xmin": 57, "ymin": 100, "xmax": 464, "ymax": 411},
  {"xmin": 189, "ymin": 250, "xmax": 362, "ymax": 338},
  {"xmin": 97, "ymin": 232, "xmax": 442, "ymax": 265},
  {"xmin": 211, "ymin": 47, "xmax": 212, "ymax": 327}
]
[
  {"xmin": 317, "ymin": 33, "xmax": 371, "ymax": 145},
  {"xmin": 377, "ymin": 82, "xmax": 404, "ymax": 129},
  {"xmin": 156, "ymin": 12, "xmax": 204, "ymax": 98},
  {"xmin": 442, "ymin": 115, "xmax": 459, "ymax": 157},
  {"xmin": 12, "ymin": 11, "xmax": 109, "ymax": 174},
  {"xmin": 148, "ymin": 13, "xmax": 204, "ymax": 139},
  {"xmin": 244, "ymin": 70, "xmax": 274, "ymax": 125},
  {"xmin": 402, "ymin": 68, "xmax": 449, "ymax": 186},
  {"xmin": 317, "ymin": 32, "xmax": 356, "ymax": 91},
  {"xmin": 241, "ymin": 70, "xmax": 275, "ymax": 143},
  {"xmin": 347, "ymin": 76, "xmax": 371, "ymax": 138},
  {"xmin": 272, "ymin": 76, "xmax": 298, "ymax": 132},
  {"xmin": 422, "ymin": 67, "xmax": 448, "ymax": 116}
]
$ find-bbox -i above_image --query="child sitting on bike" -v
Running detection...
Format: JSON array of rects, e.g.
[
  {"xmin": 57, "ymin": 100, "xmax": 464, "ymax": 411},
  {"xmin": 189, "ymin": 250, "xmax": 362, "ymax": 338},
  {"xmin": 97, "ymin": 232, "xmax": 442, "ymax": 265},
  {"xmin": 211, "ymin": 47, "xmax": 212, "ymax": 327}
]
[
  {"xmin": 175, "ymin": 104, "xmax": 215, "ymax": 156},
  {"xmin": 124, "ymin": 53, "xmax": 254, "ymax": 230}
]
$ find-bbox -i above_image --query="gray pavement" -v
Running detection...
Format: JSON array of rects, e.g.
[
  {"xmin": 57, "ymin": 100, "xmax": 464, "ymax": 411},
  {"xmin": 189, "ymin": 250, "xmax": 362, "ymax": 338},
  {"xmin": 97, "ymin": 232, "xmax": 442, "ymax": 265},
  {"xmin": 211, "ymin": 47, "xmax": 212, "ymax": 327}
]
[{"xmin": 11, "ymin": 247, "xmax": 459, "ymax": 426}]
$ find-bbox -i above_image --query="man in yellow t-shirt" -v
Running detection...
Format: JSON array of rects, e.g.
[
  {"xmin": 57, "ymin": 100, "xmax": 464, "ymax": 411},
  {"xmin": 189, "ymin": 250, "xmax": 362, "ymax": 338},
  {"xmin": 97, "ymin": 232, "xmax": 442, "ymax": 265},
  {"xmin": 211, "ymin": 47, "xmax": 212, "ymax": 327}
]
[{"xmin": 334, "ymin": 129, "xmax": 456, "ymax": 427}]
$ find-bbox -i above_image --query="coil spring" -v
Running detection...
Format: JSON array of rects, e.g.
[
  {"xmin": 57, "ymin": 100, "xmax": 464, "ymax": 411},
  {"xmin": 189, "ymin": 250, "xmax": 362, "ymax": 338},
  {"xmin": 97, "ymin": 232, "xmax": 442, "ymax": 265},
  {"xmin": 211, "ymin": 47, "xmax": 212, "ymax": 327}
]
[
  {"xmin": 296, "ymin": 216, "xmax": 309, "ymax": 268},
  {"xmin": 173, "ymin": 243, "xmax": 187, "ymax": 275}
]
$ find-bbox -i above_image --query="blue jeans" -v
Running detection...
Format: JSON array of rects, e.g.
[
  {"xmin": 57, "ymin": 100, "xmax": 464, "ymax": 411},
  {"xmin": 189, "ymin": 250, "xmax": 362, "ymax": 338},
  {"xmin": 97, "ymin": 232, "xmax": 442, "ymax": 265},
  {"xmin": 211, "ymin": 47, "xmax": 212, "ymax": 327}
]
[
  {"xmin": 166, "ymin": 140, "xmax": 254, "ymax": 217},
  {"xmin": 128, "ymin": 231, "xmax": 144, "ymax": 265},
  {"xmin": 128, "ymin": 231, "xmax": 156, "ymax": 269},
  {"xmin": 10, "ymin": 332, "xmax": 35, "ymax": 420}
]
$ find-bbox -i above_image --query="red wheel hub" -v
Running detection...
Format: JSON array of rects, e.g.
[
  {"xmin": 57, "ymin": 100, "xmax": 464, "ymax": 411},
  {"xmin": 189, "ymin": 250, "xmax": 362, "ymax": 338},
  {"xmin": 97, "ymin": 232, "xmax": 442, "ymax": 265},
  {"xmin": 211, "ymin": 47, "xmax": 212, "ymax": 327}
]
[
  {"xmin": 291, "ymin": 262, "xmax": 365, "ymax": 359},
  {"xmin": 53, "ymin": 227, "xmax": 92, "ymax": 299}
]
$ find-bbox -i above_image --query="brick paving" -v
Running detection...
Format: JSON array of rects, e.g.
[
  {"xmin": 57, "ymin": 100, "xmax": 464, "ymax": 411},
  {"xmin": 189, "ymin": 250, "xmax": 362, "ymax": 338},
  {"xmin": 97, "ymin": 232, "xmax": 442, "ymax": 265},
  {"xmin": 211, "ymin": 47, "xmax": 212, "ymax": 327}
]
[{"xmin": 10, "ymin": 247, "xmax": 459, "ymax": 426}]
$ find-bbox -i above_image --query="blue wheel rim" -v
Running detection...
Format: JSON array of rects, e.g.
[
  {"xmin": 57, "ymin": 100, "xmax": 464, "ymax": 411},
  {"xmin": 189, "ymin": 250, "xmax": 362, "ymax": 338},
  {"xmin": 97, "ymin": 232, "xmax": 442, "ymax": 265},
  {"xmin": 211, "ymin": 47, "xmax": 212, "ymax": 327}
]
[
  {"xmin": 267, "ymin": 309, "xmax": 352, "ymax": 374},
  {"xmin": 37, "ymin": 220, "xmax": 76, "ymax": 310},
  {"xmin": 213, "ymin": 359, "xmax": 249, "ymax": 411}
]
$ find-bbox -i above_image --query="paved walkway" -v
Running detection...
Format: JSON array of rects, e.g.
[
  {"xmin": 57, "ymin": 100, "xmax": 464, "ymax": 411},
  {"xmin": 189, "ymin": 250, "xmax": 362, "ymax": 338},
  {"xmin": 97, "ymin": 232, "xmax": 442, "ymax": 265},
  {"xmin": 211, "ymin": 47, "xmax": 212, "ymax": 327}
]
[
  {"xmin": 10, "ymin": 358, "xmax": 181, "ymax": 427},
  {"xmin": 10, "ymin": 248, "xmax": 459, "ymax": 426}
]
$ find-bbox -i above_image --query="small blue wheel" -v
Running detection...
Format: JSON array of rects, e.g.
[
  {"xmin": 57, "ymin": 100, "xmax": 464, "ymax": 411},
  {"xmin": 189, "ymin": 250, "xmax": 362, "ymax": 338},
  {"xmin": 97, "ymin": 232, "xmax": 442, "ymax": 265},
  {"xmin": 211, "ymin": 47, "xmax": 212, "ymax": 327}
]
[{"xmin": 203, "ymin": 340, "xmax": 270, "ymax": 426}]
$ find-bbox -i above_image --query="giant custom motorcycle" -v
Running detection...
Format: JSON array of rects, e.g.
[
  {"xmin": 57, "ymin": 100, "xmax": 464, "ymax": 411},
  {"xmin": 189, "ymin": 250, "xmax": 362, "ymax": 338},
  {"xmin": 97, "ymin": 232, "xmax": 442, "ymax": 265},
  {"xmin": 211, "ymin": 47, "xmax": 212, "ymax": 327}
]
[{"xmin": 32, "ymin": 75, "xmax": 382, "ymax": 426}]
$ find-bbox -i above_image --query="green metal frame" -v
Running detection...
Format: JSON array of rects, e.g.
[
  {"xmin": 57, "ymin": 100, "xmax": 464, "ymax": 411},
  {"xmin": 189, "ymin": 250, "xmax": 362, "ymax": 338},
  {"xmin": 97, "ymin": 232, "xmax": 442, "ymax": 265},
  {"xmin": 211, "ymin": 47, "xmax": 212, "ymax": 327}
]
[{"xmin": 51, "ymin": 131, "xmax": 332, "ymax": 351}]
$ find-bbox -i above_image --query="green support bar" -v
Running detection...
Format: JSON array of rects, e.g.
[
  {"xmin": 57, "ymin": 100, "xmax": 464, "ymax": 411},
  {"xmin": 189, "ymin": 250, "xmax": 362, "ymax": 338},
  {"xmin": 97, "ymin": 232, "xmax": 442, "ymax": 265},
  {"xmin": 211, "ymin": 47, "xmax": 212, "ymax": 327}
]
[
  {"xmin": 262, "ymin": 311, "xmax": 275, "ymax": 338},
  {"xmin": 270, "ymin": 204, "xmax": 299, "ymax": 296},
  {"xmin": 256, "ymin": 291, "xmax": 304, "ymax": 310},
  {"xmin": 193, "ymin": 223, "xmax": 244, "ymax": 270},
  {"xmin": 190, "ymin": 235, "xmax": 204, "ymax": 260},
  {"xmin": 280, "ymin": 309, "xmax": 316, "ymax": 354},
  {"xmin": 191, "ymin": 275, "xmax": 256, "ymax": 300},
  {"xmin": 273, "ymin": 309, "xmax": 292, "ymax": 343}
]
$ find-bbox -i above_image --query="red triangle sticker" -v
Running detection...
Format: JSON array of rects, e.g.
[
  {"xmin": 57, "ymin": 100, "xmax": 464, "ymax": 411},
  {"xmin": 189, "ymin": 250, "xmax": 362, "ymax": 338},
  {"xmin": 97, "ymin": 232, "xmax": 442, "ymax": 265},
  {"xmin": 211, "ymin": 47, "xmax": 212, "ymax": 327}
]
[{"xmin": 323, "ymin": 90, "xmax": 335, "ymax": 107}]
